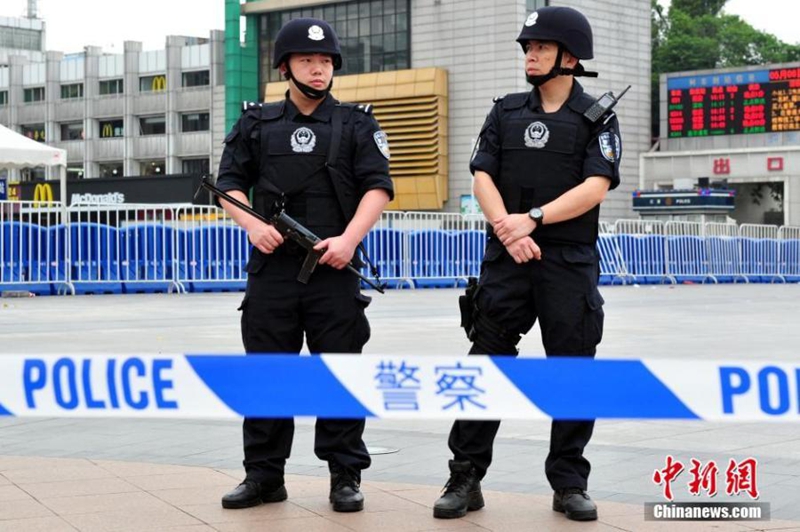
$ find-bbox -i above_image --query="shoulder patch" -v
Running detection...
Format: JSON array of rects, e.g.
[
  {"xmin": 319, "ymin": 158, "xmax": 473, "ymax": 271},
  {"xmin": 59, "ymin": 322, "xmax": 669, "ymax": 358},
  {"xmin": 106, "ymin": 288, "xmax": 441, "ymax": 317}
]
[
  {"xmin": 492, "ymin": 95, "xmax": 506, "ymax": 103},
  {"xmin": 373, "ymin": 130, "xmax": 390, "ymax": 160}
]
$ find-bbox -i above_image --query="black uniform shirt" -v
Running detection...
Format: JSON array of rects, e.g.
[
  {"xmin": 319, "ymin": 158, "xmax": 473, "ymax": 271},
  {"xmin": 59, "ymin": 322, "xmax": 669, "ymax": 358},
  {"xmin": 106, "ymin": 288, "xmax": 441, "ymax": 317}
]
[
  {"xmin": 470, "ymin": 80, "xmax": 621, "ymax": 191},
  {"xmin": 217, "ymin": 93, "xmax": 394, "ymax": 202}
]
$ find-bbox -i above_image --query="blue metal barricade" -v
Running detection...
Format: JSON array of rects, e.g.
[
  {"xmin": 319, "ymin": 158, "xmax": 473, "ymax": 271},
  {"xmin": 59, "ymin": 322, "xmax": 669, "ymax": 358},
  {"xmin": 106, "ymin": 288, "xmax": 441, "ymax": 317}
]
[
  {"xmin": 665, "ymin": 221, "xmax": 715, "ymax": 284},
  {"xmin": 615, "ymin": 220, "xmax": 671, "ymax": 284},
  {"xmin": 705, "ymin": 223, "xmax": 745, "ymax": 283},
  {"xmin": 778, "ymin": 226, "xmax": 800, "ymax": 282},
  {"xmin": 739, "ymin": 224, "xmax": 783, "ymax": 283},
  {"xmin": 120, "ymin": 224, "xmax": 180, "ymax": 293},
  {"xmin": 409, "ymin": 229, "xmax": 458, "ymax": 288},
  {"xmin": 69, "ymin": 222, "xmax": 123, "ymax": 294}
]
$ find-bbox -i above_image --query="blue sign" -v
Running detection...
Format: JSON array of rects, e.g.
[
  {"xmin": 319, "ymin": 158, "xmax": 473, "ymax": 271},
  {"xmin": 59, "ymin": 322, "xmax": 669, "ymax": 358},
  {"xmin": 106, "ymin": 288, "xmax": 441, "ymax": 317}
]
[{"xmin": 0, "ymin": 176, "xmax": 6, "ymax": 200}]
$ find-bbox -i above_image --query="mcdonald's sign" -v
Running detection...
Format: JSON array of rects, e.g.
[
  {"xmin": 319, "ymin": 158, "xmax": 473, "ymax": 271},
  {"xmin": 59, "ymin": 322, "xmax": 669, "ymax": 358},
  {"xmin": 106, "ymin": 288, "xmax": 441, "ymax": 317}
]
[
  {"xmin": 102, "ymin": 122, "xmax": 113, "ymax": 138},
  {"xmin": 33, "ymin": 183, "xmax": 54, "ymax": 206},
  {"xmin": 151, "ymin": 75, "xmax": 167, "ymax": 92}
]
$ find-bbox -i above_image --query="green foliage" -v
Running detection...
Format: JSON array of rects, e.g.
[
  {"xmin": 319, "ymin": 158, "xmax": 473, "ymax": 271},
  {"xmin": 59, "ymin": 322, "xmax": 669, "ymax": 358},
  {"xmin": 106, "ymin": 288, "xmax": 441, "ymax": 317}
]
[{"xmin": 650, "ymin": 0, "xmax": 800, "ymax": 139}]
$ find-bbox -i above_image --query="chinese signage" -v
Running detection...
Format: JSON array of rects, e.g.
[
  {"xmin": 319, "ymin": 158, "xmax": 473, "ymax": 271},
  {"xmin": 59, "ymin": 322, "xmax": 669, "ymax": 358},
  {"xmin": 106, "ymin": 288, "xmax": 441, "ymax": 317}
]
[{"xmin": 666, "ymin": 67, "xmax": 800, "ymax": 138}]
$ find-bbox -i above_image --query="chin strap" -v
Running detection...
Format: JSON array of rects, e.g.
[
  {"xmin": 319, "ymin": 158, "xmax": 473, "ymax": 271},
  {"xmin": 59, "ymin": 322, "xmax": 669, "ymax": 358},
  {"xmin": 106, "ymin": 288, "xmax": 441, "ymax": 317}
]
[
  {"xmin": 286, "ymin": 65, "xmax": 333, "ymax": 100},
  {"xmin": 526, "ymin": 46, "xmax": 598, "ymax": 87}
]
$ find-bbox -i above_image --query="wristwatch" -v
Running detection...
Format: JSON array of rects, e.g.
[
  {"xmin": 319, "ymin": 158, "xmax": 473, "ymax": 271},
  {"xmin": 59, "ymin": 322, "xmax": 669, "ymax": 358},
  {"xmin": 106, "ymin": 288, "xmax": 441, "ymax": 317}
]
[{"xmin": 528, "ymin": 207, "xmax": 544, "ymax": 228}]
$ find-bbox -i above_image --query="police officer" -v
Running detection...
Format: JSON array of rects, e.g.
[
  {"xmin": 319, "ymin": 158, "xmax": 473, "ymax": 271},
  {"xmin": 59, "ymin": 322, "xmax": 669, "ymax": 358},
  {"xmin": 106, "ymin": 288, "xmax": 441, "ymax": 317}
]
[
  {"xmin": 216, "ymin": 18, "xmax": 393, "ymax": 513},
  {"xmin": 433, "ymin": 6, "xmax": 621, "ymax": 522}
]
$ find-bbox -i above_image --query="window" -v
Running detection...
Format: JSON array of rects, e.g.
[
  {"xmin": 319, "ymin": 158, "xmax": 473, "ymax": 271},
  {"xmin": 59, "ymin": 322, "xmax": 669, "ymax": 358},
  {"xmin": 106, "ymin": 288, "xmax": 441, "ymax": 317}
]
[
  {"xmin": 60, "ymin": 122, "xmax": 84, "ymax": 141},
  {"xmin": 0, "ymin": 27, "xmax": 42, "ymax": 51},
  {"xmin": 20, "ymin": 124, "xmax": 46, "ymax": 142},
  {"xmin": 60, "ymin": 83, "xmax": 84, "ymax": 99},
  {"xmin": 182, "ymin": 158, "xmax": 210, "ymax": 175},
  {"xmin": 140, "ymin": 75, "xmax": 167, "ymax": 92},
  {"xmin": 99, "ymin": 119, "xmax": 124, "ymax": 138},
  {"xmin": 139, "ymin": 116, "xmax": 166, "ymax": 135},
  {"xmin": 99, "ymin": 162, "xmax": 123, "ymax": 178},
  {"xmin": 20, "ymin": 167, "xmax": 46, "ymax": 182},
  {"xmin": 23, "ymin": 87, "xmax": 45, "ymax": 103},
  {"xmin": 0, "ymin": 91, "xmax": 7, "ymax": 106},
  {"xmin": 526, "ymin": 0, "xmax": 548, "ymax": 12},
  {"xmin": 259, "ymin": 0, "xmax": 411, "ymax": 84},
  {"xmin": 182, "ymin": 70, "xmax": 209, "ymax": 87},
  {"xmin": 140, "ymin": 160, "xmax": 165, "ymax": 176},
  {"xmin": 99, "ymin": 79, "xmax": 123, "ymax": 95},
  {"xmin": 181, "ymin": 112, "xmax": 210, "ymax": 132},
  {"xmin": 67, "ymin": 166, "xmax": 84, "ymax": 179}
]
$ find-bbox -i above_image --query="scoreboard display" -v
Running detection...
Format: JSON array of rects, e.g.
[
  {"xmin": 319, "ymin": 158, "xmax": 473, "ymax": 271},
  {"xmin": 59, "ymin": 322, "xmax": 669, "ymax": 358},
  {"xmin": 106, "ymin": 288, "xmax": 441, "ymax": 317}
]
[{"xmin": 666, "ymin": 67, "xmax": 800, "ymax": 138}]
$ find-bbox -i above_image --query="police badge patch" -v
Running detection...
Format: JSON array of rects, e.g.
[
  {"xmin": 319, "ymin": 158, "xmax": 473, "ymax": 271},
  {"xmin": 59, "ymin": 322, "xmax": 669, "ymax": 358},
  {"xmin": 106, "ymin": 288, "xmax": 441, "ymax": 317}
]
[
  {"xmin": 291, "ymin": 127, "xmax": 317, "ymax": 153},
  {"xmin": 599, "ymin": 132, "xmax": 621, "ymax": 162},
  {"xmin": 308, "ymin": 25, "xmax": 325, "ymax": 41},
  {"xmin": 524, "ymin": 121, "xmax": 549, "ymax": 148},
  {"xmin": 525, "ymin": 12, "xmax": 539, "ymax": 26},
  {"xmin": 373, "ymin": 130, "xmax": 390, "ymax": 160}
]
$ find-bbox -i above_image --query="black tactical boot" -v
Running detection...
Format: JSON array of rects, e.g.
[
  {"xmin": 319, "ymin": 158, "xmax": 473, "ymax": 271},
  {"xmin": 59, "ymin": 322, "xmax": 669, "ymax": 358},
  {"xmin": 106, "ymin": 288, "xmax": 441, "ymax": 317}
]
[
  {"xmin": 553, "ymin": 487, "xmax": 598, "ymax": 521},
  {"xmin": 221, "ymin": 480, "xmax": 287, "ymax": 509},
  {"xmin": 329, "ymin": 467, "xmax": 364, "ymax": 512},
  {"xmin": 433, "ymin": 460, "xmax": 484, "ymax": 519}
]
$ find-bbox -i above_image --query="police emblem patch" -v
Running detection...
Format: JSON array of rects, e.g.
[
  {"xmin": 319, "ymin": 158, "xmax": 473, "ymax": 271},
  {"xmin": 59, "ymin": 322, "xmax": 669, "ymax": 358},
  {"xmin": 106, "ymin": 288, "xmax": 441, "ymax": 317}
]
[
  {"xmin": 291, "ymin": 127, "xmax": 317, "ymax": 153},
  {"xmin": 525, "ymin": 12, "xmax": 539, "ymax": 27},
  {"xmin": 524, "ymin": 121, "xmax": 549, "ymax": 148},
  {"xmin": 373, "ymin": 130, "xmax": 391, "ymax": 160},
  {"xmin": 599, "ymin": 132, "xmax": 621, "ymax": 162},
  {"xmin": 308, "ymin": 25, "xmax": 325, "ymax": 41},
  {"xmin": 470, "ymin": 136, "xmax": 481, "ymax": 162}
]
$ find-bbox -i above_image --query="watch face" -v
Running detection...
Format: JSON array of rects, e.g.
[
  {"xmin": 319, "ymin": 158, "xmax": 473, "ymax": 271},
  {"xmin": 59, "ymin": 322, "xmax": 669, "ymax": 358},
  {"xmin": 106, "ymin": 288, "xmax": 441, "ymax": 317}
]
[{"xmin": 529, "ymin": 208, "xmax": 543, "ymax": 221}]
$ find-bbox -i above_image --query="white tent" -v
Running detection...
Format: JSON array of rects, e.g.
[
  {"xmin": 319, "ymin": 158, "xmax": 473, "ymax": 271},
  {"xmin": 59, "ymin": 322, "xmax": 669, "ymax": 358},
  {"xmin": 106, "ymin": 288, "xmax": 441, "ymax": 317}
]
[{"xmin": 0, "ymin": 123, "xmax": 67, "ymax": 204}]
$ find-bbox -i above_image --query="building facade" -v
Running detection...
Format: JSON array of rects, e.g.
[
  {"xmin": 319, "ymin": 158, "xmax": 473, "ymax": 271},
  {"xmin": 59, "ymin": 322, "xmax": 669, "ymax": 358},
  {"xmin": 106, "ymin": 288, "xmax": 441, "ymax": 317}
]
[
  {"xmin": 2, "ymin": 1, "xmax": 652, "ymax": 220},
  {"xmin": 0, "ymin": 20, "xmax": 226, "ymax": 185},
  {"xmin": 229, "ymin": 0, "xmax": 651, "ymax": 218},
  {"xmin": 642, "ymin": 63, "xmax": 800, "ymax": 225}
]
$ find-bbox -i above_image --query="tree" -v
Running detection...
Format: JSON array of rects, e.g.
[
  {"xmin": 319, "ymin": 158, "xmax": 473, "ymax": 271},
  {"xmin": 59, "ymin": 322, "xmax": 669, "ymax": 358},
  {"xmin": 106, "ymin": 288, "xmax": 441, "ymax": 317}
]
[{"xmin": 651, "ymin": 0, "xmax": 800, "ymax": 139}]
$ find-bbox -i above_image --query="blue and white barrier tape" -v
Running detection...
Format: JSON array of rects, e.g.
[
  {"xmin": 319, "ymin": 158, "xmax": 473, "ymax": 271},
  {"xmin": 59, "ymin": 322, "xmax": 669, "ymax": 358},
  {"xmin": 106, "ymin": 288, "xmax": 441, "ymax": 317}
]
[{"xmin": 0, "ymin": 355, "xmax": 797, "ymax": 421}]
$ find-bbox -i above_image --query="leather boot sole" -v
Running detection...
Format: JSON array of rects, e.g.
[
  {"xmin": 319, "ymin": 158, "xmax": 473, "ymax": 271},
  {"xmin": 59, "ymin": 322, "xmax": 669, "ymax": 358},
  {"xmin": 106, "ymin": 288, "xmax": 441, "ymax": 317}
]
[
  {"xmin": 433, "ymin": 491, "xmax": 485, "ymax": 519},
  {"xmin": 222, "ymin": 485, "xmax": 288, "ymax": 509}
]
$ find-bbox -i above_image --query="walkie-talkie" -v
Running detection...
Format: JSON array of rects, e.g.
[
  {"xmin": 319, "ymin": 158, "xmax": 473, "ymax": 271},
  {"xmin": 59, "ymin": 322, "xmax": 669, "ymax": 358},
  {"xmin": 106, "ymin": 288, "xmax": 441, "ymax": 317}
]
[{"xmin": 584, "ymin": 85, "xmax": 631, "ymax": 123}]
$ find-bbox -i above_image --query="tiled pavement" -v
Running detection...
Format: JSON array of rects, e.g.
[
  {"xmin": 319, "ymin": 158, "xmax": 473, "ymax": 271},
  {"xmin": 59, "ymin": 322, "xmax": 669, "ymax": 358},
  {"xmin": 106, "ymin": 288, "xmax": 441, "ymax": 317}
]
[
  {"xmin": 2, "ymin": 285, "xmax": 800, "ymax": 530},
  {"xmin": 2, "ymin": 456, "xmax": 797, "ymax": 532}
]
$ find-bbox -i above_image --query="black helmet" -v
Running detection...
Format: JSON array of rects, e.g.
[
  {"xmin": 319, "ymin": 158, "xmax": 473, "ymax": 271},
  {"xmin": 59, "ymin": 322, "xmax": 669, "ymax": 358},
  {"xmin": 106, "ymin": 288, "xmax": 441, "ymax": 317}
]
[
  {"xmin": 272, "ymin": 18, "xmax": 343, "ymax": 70},
  {"xmin": 516, "ymin": 6, "xmax": 593, "ymax": 60}
]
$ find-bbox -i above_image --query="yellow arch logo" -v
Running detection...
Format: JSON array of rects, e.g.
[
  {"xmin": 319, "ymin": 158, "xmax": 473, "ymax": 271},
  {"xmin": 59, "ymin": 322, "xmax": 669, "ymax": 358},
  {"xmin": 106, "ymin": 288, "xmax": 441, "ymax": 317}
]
[
  {"xmin": 102, "ymin": 122, "xmax": 114, "ymax": 138},
  {"xmin": 32, "ymin": 183, "xmax": 54, "ymax": 206},
  {"xmin": 151, "ymin": 75, "xmax": 167, "ymax": 92}
]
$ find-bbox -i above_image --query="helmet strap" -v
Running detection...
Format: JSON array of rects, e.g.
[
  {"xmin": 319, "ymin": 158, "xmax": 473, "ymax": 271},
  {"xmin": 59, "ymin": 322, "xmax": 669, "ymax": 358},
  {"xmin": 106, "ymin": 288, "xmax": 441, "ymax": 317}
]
[
  {"xmin": 526, "ymin": 45, "xmax": 598, "ymax": 86},
  {"xmin": 526, "ymin": 45, "xmax": 564, "ymax": 87},
  {"xmin": 286, "ymin": 64, "xmax": 333, "ymax": 100}
]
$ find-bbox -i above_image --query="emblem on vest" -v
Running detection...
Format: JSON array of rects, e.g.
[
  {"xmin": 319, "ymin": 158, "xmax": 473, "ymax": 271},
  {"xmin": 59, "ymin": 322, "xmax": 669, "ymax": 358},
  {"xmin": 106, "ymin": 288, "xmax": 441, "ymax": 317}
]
[
  {"xmin": 308, "ymin": 25, "xmax": 325, "ymax": 41},
  {"xmin": 524, "ymin": 121, "xmax": 549, "ymax": 148},
  {"xmin": 291, "ymin": 127, "xmax": 317, "ymax": 153},
  {"xmin": 599, "ymin": 131, "xmax": 621, "ymax": 162}
]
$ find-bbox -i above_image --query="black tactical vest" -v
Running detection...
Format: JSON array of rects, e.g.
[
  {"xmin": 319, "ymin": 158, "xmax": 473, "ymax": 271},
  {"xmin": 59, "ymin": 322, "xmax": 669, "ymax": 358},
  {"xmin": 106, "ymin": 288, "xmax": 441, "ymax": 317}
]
[
  {"xmin": 496, "ymin": 92, "xmax": 600, "ymax": 245},
  {"xmin": 253, "ymin": 101, "xmax": 346, "ymax": 240}
]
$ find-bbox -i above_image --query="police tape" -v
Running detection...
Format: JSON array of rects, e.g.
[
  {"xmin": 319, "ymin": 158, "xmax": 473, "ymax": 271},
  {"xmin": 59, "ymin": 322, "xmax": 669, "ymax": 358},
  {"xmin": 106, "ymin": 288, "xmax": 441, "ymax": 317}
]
[{"xmin": 0, "ymin": 354, "xmax": 796, "ymax": 421}]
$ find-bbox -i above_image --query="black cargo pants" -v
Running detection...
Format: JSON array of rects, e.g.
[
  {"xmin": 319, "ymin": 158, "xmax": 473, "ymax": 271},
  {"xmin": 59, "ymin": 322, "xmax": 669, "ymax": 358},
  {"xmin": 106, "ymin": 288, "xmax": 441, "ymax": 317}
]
[
  {"xmin": 239, "ymin": 251, "xmax": 373, "ymax": 487},
  {"xmin": 449, "ymin": 241, "xmax": 605, "ymax": 490}
]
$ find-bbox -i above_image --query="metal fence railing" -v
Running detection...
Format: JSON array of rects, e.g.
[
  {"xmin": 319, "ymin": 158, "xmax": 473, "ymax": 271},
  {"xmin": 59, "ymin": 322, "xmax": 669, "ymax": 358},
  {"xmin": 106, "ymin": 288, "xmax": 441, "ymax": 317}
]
[{"xmin": 3, "ymin": 201, "xmax": 800, "ymax": 295}]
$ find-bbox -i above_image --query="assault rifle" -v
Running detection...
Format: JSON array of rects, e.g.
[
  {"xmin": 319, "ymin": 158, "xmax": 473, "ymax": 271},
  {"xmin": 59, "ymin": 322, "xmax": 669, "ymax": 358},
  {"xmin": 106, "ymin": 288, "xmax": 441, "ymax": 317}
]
[{"xmin": 196, "ymin": 177, "xmax": 385, "ymax": 293}]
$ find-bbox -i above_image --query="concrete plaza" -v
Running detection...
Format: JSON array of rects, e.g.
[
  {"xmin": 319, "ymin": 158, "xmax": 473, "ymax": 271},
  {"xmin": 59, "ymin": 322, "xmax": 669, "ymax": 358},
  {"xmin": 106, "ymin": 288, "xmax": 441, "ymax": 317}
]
[{"xmin": 1, "ymin": 284, "xmax": 799, "ymax": 531}]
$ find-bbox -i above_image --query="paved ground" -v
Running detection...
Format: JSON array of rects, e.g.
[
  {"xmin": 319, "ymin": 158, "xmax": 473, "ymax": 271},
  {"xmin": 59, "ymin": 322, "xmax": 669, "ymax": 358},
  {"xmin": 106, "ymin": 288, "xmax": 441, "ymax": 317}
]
[{"xmin": 1, "ymin": 284, "xmax": 799, "ymax": 531}]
